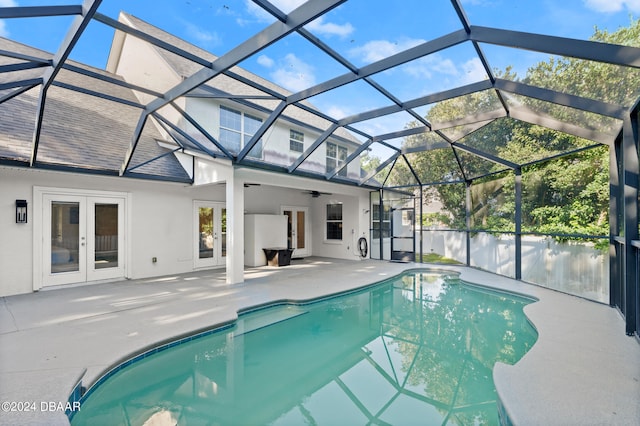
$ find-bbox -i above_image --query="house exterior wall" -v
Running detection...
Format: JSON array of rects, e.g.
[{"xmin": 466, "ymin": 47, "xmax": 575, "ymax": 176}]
[
  {"xmin": 1, "ymin": 168, "xmax": 34, "ymax": 297},
  {"xmin": 243, "ymin": 184, "xmax": 310, "ymax": 215},
  {"xmin": 310, "ymin": 194, "xmax": 370, "ymax": 260},
  {"xmin": 111, "ymin": 34, "xmax": 180, "ymax": 101},
  {"xmin": 184, "ymin": 97, "xmax": 361, "ymax": 179},
  {"xmin": 0, "ymin": 167, "xmax": 225, "ymax": 297},
  {"xmin": 237, "ymin": 169, "xmax": 371, "ymax": 261},
  {"xmin": 1, "ymin": 162, "xmax": 373, "ymax": 296},
  {"xmin": 109, "ymin": 25, "xmax": 185, "ymax": 139}
]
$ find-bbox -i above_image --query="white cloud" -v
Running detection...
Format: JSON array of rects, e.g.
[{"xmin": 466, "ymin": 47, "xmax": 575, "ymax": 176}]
[
  {"xmin": 403, "ymin": 54, "xmax": 458, "ymax": 79},
  {"xmin": 349, "ymin": 38, "xmax": 424, "ymax": 63},
  {"xmin": 245, "ymin": 0, "xmax": 307, "ymax": 21},
  {"xmin": 0, "ymin": 20, "xmax": 8, "ymax": 38},
  {"xmin": 269, "ymin": 0, "xmax": 307, "ymax": 14},
  {"xmin": 257, "ymin": 54, "xmax": 275, "ymax": 68},
  {"xmin": 244, "ymin": 0, "xmax": 353, "ymax": 38},
  {"xmin": 349, "ymin": 38, "xmax": 487, "ymax": 89},
  {"xmin": 584, "ymin": 0, "xmax": 640, "ymax": 13},
  {"xmin": 0, "ymin": 0, "xmax": 17, "ymax": 37},
  {"xmin": 306, "ymin": 17, "xmax": 354, "ymax": 38},
  {"xmin": 326, "ymin": 105, "xmax": 350, "ymax": 120},
  {"xmin": 182, "ymin": 21, "xmax": 221, "ymax": 48},
  {"xmin": 270, "ymin": 53, "xmax": 316, "ymax": 92},
  {"xmin": 460, "ymin": 57, "xmax": 487, "ymax": 84},
  {"xmin": 355, "ymin": 115, "xmax": 408, "ymax": 137}
]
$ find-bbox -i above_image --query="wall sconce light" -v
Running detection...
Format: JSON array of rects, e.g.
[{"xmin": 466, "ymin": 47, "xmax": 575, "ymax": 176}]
[{"xmin": 16, "ymin": 200, "xmax": 27, "ymax": 224}]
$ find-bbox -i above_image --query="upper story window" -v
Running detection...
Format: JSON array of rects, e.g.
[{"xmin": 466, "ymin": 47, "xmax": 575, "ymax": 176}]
[
  {"xmin": 326, "ymin": 141, "xmax": 348, "ymax": 177},
  {"xmin": 290, "ymin": 129, "xmax": 304, "ymax": 153},
  {"xmin": 219, "ymin": 105, "xmax": 263, "ymax": 159}
]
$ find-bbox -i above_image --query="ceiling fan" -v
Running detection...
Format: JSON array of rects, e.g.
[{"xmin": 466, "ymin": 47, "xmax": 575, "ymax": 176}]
[{"xmin": 304, "ymin": 190, "xmax": 332, "ymax": 198}]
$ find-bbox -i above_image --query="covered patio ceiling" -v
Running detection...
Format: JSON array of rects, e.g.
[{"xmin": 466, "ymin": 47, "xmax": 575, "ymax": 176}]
[{"xmin": 0, "ymin": 0, "xmax": 638, "ymax": 187}]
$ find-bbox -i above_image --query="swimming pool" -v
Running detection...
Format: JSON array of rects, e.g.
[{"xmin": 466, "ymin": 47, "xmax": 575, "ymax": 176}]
[{"xmin": 70, "ymin": 270, "xmax": 537, "ymax": 425}]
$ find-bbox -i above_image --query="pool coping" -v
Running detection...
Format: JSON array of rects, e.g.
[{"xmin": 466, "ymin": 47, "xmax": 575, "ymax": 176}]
[
  {"xmin": 68, "ymin": 266, "xmax": 538, "ymax": 423},
  {"xmin": 68, "ymin": 267, "xmax": 453, "ymax": 412},
  {"xmin": 1, "ymin": 259, "xmax": 638, "ymax": 425}
]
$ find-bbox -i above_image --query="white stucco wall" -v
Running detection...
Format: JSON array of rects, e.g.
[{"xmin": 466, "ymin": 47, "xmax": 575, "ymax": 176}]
[
  {"xmin": 244, "ymin": 184, "xmax": 310, "ymax": 215},
  {"xmin": 0, "ymin": 167, "xmax": 224, "ymax": 297},
  {"xmin": 110, "ymin": 24, "xmax": 185, "ymax": 138},
  {"xmin": 310, "ymin": 193, "xmax": 366, "ymax": 260},
  {"xmin": 239, "ymin": 169, "xmax": 371, "ymax": 261},
  {"xmin": 185, "ymin": 97, "xmax": 361, "ymax": 178},
  {"xmin": 0, "ymin": 168, "xmax": 34, "ymax": 297},
  {"xmin": 1, "ymin": 164, "xmax": 373, "ymax": 296}
]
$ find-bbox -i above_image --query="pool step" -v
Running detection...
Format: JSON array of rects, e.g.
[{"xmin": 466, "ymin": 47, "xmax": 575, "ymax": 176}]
[{"xmin": 235, "ymin": 306, "xmax": 308, "ymax": 336}]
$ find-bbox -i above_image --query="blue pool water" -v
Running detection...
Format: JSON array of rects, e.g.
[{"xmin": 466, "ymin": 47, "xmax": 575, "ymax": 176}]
[{"xmin": 71, "ymin": 270, "xmax": 537, "ymax": 425}]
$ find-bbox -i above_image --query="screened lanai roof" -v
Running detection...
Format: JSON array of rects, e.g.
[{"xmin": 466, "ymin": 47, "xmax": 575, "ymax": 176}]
[{"xmin": 0, "ymin": 0, "xmax": 638, "ymax": 186}]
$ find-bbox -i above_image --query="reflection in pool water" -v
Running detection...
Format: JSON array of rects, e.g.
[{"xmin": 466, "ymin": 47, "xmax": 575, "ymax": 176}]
[{"xmin": 71, "ymin": 271, "xmax": 537, "ymax": 425}]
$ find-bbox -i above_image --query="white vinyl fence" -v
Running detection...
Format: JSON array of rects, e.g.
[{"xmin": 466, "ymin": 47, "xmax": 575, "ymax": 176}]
[{"xmin": 419, "ymin": 230, "xmax": 609, "ymax": 303}]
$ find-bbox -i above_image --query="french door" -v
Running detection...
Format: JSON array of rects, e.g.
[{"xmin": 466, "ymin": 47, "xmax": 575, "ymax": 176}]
[
  {"xmin": 42, "ymin": 194, "xmax": 125, "ymax": 287},
  {"xmin": 281, "ymin": 206, "xmax": 310, "ymax": 258},
  {"xmin": 194, "ymin": 201, "xmax": 226, "ymax": 268}
]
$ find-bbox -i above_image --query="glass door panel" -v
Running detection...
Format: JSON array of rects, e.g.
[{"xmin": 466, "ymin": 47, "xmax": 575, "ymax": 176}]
[
  {"xmin": 194, "ymin": 202, "xmax": 225, "ymax": 268},
  {"xmin": 282, "ymin": 206, "xmax": 309, "ymax": 257},
  {"xmin": 296, "ymin": 211, "xmax": 305, "ymax": 249},
  {"xmin": 284, "ymin": 210, "xmax": 293, "ymax": 250},
  {"xmin": 42, "ymin": 193, "xmax": 125, "ymax": 287},
  {"xmin": 94, "ymin": 203, "xmax": 118, "ymax": 270},
  {"xmin": 43, "ymin": 194, "xmax": 87, "ymax": 287},
  {"xmin": 221, "ymin": 208, "xmax": 227, "ymax": 258},
  {"xmin": 51, "ymin": 201, "xmax": 81, "ymax": 274},
  {"xmin": 199, "ymin": 207, "xmax": 214, "ymax": 259},
  {"xmin": 87, "ymin": 197, "xmax": 125, "ymax": 282}
]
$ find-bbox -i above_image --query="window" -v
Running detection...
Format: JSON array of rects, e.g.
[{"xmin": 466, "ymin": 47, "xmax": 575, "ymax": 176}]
[
  {"xmin": 326, "ymin": 203, "xmax": 343, "ymax": 240},
  {"xmin": 372, "ymin": 204, "xmax": 391, "ymax": 239},
  {"xmin": 326, "ymin": 141, "xmax": 348, "ymax": 177},
  {"xmin": 290, "ymin": 129, "xmax": 304, "ymax": 153},
  {"xmin": 402, "ymin": 209, "xmax": 414, "ymax": 226},
  {"xmin": 219, "ymin": 105, "xmax": 263, "ymax": 158}
]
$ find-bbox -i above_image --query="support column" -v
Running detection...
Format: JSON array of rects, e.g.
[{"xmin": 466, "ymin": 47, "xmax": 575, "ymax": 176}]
[
  {"xmin": 610, "ymin": 133, "xmax": 621, "ymax": 308},
  {"xmin": 419, "ymin": 186, "xmax": 423, "ymax": 263},
  {"xmin": 622, "ymin": 115, "xmax": 638, "ymax": 335},
  {"xmin": 465, "ymin": 180, "xmax": 471, "ymax": 267},
  {"xmin": 226, "ymin": 170, "xmax": 244, "ymax": 285},
  {"xmin": 379, "ymin": 189, "xmax": 384, "ymax": 260},
  {"xmin": 515, "ymin": 168, "xmax": 522, "ymax": 280}
]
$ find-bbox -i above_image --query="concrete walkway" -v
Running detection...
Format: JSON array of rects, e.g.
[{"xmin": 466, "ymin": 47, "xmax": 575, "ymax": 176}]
[{"xmin": 0, "ymin": 258, "xmax": 638, "ymax": 425}]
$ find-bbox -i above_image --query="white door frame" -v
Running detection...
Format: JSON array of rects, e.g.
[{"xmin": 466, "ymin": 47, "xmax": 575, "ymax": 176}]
[
  {"xmin": 87, "ymin": 196, "xmax": 126, "ymax": 282},
  {"xmin": 281, "ymin": 205, "xmax": 310, "ymax": 257},
  {"xmin": 42, "ymin": 194, "xmax": 87, "ymax": 286},
  {"xmin": 193, "ymin": 201, "xmax": 226, "ymax": 269},
  {"xmin": 34, "ymin": 187, "xmax": 130, "ymax": 291}
]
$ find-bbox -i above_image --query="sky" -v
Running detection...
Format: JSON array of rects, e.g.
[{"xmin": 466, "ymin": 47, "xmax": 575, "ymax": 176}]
[{"xmin": 1, "ymin": 0, "xmax": 639, "ymax": 141}]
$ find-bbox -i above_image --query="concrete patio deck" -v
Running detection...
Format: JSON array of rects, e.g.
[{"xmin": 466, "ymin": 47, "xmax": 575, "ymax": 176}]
[{"xmin": 0, "ymin": 258, "xmax": 638, "ymax": 425}]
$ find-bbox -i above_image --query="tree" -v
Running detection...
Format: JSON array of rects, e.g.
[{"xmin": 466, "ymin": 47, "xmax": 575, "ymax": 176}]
[{"xmin": 392, "ymin": 19, "xmax": 640, "ymax": 240}]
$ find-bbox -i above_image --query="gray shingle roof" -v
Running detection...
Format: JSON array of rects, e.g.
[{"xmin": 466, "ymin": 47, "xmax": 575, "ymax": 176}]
[{"xmin": 0, "ymin": 37, "xmax": 190, "ymax": 182}]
